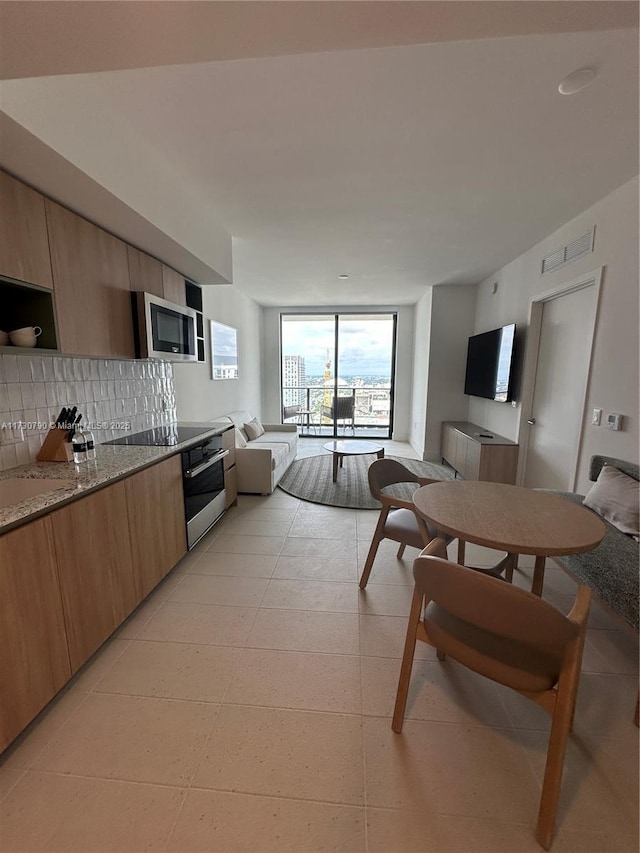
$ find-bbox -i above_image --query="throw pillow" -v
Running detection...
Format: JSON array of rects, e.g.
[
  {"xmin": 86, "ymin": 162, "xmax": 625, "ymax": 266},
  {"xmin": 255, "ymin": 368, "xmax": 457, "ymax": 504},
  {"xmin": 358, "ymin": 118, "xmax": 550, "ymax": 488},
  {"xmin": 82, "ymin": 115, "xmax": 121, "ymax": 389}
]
[
  {"xmin": 244, "ymin": 417, "xmax": 265, "ymax": 441},
  {"xmin": 583, "ymin": 464, "xmax": 639, "ymax": 536},
  {"xmin": 233, "ymin": 426, "xmax": 247, "ymax": 448}
]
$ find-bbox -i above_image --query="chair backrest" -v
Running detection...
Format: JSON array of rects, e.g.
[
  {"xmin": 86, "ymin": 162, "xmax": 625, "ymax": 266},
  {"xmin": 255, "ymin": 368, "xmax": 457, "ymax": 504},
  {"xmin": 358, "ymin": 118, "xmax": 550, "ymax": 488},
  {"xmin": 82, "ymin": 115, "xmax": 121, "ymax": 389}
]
[
  {"xmin": 368, "ymin": 458, "xmax": 421, "ymax": 500},
  {"xmin": 413, "ymin": 539, "xmax": 579, "ymax": 649},
  {"xmin": 333, "ymin": 396, "xmax": 355, "ymax": 419},
  {"xmin": 283, "ymin": 404, "xmax": 300, "ymax": 421}
]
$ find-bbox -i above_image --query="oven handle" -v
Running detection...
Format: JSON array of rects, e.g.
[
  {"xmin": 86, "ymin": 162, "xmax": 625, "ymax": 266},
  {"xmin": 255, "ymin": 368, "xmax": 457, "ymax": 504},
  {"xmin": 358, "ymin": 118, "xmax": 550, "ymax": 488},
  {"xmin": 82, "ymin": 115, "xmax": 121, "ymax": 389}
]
[{"xmin": 184, "ymin": 449, "xmax": 229, "ymax": 479}]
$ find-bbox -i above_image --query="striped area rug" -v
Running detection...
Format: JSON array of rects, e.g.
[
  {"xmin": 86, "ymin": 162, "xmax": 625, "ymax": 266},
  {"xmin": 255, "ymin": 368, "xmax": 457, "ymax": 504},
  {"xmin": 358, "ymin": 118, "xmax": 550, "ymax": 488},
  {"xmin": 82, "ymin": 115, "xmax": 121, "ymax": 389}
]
[{"xmin": 277, "ymin": 453, "xmax": 454, "ymax": 509}]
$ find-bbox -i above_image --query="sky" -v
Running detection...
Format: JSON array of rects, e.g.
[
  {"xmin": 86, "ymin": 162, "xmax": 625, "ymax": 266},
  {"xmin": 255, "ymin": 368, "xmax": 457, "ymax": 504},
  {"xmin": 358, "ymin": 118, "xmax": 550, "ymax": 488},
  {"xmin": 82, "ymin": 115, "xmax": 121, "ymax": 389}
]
[{"xmin": 281, "ymin": 315, "xmax": 394, "ymax": 377}]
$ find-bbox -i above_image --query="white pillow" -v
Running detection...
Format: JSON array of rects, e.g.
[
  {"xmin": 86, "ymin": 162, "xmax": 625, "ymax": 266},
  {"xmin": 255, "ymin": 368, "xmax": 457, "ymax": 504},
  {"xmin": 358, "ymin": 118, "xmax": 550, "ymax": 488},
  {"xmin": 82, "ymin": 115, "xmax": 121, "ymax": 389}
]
[
  {"xmin": 583, "ymin": 464, "xmax": 639, "ymax": 536},
  {"xmin": 244, "ymin": 417, "xmax": 265, "ymax": 441},
  {"xmin": 233, "ymin": 426, "xmax": 247, "ymax": 448}
]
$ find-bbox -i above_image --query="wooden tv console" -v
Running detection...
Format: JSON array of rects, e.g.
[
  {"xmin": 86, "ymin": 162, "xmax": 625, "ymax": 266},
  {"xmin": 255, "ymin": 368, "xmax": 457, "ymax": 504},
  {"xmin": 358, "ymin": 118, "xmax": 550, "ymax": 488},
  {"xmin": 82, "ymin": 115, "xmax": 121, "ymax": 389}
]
[{"xmin": 441, "ymin": 421, "xmax": 518, "ymax": 484}]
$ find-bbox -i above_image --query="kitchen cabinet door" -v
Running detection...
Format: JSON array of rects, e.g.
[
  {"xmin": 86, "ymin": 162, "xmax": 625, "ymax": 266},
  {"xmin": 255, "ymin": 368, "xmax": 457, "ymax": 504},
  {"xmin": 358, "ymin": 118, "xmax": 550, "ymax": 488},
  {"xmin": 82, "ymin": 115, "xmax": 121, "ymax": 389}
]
[
  {"xmin": 127, "ymin": 245, "xmax": 163, "ymax": 297},
  {"xmin": 221, "ymin": 427, "xmax": 238, "ymax": 508},
  {"xmin": 0, "ymin": 170, "xmax": 53, "ymax": 289},
  {"xmin": 0, "ymin": 517, "xmax": 71, "ymax": 751},
  {"xmin": 125, "ymin": 456, "xmax": 187, "ymax": 600},
  {"xmin": 51, "ymin": 481, "xmax": 137, "ymax": 673},
  {"xmin": 46, "ymin": 200, "xmax": 134, "ymax": 357},
  {"xmin": 161, "ymin": 264, "xmax": 186, "ymax": 307}
]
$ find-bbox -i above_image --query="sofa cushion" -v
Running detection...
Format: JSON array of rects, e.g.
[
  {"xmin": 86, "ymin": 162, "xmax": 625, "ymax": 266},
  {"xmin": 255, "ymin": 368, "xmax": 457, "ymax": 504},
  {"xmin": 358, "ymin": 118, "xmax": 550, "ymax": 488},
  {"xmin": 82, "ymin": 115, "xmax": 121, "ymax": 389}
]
[
  {"xmin": 243, "ymin": 441, "xmax": 290, "ymax": 471},
  {"xmin": 225, "ymin": 410, "xmax": 255, "ymax": 430},
  {"xmin": 257, "ymin": 430, "xmax": 298, "ymax": 451},
  {"xmin": 234, "ymin": 426, "xmax": 247, "ymax": 448},
  {"xmin": 244, "ymin": 417, "xmax": 265, "ymax": 440},
  {"xmin": 583, "ymin": 464, "xmax": 639, "ymax": 536}
]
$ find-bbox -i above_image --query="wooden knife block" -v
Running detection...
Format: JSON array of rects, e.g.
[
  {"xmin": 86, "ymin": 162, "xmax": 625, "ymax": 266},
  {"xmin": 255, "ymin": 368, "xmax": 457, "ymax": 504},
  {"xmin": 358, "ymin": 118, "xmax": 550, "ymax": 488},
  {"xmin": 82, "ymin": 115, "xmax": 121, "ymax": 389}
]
[{"xmin": 37, "ymin": 427, "xmax": 74, "ymax": 463}]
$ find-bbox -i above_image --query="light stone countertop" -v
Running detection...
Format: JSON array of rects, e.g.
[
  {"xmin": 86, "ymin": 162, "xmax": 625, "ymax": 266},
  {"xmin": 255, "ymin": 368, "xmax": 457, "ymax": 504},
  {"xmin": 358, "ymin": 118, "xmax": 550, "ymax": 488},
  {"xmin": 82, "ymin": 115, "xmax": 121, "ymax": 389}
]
[{"xmin": 0, "ymin": 422, "xmax": 231, "ymax": 535}]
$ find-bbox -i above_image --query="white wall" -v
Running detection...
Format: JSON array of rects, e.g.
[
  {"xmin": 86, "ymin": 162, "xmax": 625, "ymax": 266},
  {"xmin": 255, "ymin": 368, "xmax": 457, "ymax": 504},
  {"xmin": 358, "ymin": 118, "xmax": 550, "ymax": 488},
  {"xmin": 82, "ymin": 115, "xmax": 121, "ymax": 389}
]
[
  {"xmin": 261, "ymin": 304, "xmax": 415, "ymax": 439},
  {"xmin": 469, "ymin": 176, "xmax": 639, "ymax": 493},
  {"xmin": 408, "ymin": 290, "xmax": 431, "ymax": 456},
  {"xmin": 423, "ymin": 285, "xmax": 477, "ymax": 460},
  {"xmin": 174, "ymin": 285, "xmax": 263, "ymax": 421}
]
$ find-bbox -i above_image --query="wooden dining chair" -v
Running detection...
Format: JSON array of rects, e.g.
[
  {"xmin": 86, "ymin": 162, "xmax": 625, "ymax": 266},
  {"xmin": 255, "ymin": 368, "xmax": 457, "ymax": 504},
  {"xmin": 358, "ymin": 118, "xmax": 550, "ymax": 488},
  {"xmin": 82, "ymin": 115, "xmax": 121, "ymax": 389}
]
[
  {"xmin": 393, "ymin": 538, "xmax": 591, "ymax": 850},
  {"xmin": 358, "ymin": 459, "xmax": 441, "ymax": 589}
]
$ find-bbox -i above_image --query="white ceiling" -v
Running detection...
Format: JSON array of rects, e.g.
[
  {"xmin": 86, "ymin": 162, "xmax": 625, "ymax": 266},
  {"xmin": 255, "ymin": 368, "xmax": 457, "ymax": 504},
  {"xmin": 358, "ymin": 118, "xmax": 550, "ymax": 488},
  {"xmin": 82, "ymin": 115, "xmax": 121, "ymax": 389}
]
[{"xmin": 0, "ymin": 2, "xmax": 638, "ymax": 307}]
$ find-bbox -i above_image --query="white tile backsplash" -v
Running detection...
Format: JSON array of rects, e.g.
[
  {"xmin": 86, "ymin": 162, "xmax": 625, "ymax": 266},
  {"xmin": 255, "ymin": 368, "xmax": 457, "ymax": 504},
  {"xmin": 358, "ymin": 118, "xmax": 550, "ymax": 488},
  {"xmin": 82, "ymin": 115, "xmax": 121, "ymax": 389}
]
[{"xmin": 0, "ymin": 354, "xmax": 177, "ymax": 472}]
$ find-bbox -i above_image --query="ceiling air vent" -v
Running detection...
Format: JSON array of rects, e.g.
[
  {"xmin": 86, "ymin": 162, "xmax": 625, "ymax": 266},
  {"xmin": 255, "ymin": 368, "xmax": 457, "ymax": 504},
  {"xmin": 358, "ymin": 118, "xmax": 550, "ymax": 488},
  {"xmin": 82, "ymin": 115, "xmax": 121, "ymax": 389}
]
[{"xmin": 541, "ymin": 227, "xmax": 595, "ymax": 274}]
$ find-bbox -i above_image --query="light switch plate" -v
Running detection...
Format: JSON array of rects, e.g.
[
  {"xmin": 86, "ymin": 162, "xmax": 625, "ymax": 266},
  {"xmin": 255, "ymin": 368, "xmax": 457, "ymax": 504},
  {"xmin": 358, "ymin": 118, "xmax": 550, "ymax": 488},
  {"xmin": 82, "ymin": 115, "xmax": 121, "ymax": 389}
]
[{"xmin": 591, "ymin": 408, "xmax": 602, "ymax": 426}]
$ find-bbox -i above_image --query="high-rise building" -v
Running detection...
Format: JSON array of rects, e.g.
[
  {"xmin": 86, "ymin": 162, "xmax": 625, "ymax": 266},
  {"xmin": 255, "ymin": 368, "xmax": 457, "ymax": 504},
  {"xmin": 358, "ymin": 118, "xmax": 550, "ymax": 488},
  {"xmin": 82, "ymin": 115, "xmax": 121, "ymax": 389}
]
[{"xmin": 283, "ymin": 355, "xmax": 306, "ymax": 407}]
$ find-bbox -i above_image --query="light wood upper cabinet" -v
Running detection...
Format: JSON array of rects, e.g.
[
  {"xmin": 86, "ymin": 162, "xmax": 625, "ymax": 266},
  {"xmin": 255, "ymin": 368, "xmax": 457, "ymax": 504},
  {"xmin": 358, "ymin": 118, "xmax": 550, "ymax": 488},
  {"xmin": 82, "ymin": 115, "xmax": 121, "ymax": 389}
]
[
  {"xmin": 50, "ymin": 481, "xmax": 137, "ymax": 673},
  {"xmin": 161, "ymin": 264, "xmax": 186, "ymax": 306},
  {"xmin": 0, "ymin": 517, "xmax": 71, "ymax": 751},
  {"xmin": 0, "ymin": 170, "xmax": 53, "ymax": 289},
  {"xmin": 125, "ymin": 456, "xmax": 187, "ymax": 600},
  {"xmin": 45, "ymin": 199, "xmax": 134, "ymax": 357},
  {"xmin": 127, "ymin": 245, "xmax": 163, "ymax": 297}
]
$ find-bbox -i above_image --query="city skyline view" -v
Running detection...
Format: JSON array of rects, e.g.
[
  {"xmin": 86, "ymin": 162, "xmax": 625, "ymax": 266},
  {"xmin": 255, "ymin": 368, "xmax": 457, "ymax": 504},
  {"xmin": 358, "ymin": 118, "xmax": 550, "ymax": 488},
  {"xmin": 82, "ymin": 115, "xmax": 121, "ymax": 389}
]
[{"xmin": 281, "ymin": 314, "xmax": 395, "ymax": 377}]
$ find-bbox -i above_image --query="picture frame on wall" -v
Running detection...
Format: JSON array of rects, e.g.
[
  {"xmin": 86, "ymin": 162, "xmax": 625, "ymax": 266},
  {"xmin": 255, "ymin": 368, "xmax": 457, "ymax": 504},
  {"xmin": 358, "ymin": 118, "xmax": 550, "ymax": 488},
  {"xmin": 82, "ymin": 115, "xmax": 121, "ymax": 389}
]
[{"xmin": 211, "ymin": 320, "xmax": 239, "ymax": 380}]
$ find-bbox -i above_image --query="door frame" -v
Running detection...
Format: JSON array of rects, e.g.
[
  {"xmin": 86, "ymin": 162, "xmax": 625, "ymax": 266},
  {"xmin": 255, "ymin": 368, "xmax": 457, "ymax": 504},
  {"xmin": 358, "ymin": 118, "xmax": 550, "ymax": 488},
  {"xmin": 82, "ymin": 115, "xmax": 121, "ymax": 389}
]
[{"xmin": 516, "ymin": 266, "xmax": 603, "ymax": 490}]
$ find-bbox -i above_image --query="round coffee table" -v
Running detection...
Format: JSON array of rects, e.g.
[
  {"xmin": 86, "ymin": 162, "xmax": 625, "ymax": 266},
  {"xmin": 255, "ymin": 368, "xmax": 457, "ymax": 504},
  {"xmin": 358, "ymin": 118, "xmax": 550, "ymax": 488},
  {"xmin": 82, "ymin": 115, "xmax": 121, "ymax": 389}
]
[{"xmin": 323, "ymin": 440, "xmax": 384, "ymax": 483}]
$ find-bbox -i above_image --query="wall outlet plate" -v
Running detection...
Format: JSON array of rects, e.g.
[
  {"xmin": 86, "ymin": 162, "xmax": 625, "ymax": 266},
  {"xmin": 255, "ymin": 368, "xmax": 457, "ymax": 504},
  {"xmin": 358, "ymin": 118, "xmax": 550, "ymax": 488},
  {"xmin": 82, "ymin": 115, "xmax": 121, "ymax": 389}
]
[
  {"xmin": 0, "ymin": 423, "xmax": 25, "ymax": 445},
  {"xmin": 591, "ymin": 408, "xmax": 602, "ymax": 426}
]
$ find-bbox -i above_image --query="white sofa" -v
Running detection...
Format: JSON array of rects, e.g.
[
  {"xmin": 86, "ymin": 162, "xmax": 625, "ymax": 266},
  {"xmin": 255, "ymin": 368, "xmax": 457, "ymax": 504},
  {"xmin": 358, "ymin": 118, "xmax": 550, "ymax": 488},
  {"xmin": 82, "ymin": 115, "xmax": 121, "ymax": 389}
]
[{"xmin": 214, "ymin": 410, "xmax": 298, "ymax": 495}]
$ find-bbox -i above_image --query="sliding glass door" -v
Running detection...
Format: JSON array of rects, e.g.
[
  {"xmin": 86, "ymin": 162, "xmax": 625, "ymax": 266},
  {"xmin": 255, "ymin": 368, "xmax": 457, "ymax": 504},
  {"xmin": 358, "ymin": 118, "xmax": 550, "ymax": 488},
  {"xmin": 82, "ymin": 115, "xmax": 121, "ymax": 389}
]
[{"xmin": 280, "ymin": 313, "xmax": 397, "ymax": 438}]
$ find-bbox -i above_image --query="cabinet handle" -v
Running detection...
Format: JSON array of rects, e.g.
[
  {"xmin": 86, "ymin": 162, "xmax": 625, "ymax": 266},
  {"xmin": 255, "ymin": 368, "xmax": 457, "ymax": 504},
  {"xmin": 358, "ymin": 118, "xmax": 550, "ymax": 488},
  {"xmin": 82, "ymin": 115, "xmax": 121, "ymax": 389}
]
[{"xmin": 184, "ymin": 450, "xmax": 229, "ymax": 479}]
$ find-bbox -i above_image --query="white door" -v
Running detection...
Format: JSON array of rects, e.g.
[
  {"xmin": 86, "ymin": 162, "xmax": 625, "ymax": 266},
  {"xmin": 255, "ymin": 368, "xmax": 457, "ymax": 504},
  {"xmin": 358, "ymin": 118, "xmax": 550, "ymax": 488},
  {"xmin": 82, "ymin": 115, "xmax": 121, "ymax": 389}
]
[{"xmin": 524, "ymin": 283, "xmax": 597, "ymax": 490}]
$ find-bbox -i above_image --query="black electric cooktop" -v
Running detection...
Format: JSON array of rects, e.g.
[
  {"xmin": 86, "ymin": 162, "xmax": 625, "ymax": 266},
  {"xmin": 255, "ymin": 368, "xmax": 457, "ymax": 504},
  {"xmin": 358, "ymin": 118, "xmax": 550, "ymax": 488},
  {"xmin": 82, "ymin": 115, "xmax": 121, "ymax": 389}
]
[{"xmin": 105, "ymin": 424, "xmax": 214, "ymax": 447}]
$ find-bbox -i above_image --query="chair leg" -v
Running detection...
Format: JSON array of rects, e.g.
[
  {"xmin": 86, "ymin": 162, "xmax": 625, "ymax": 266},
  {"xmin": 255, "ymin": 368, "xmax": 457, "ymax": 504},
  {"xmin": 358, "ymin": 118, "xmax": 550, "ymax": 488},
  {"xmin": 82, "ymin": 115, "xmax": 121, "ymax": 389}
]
[
  {"xmin": 536, "ymin": 633, "xmax": 586, "ymax": 853},
  {"xmin": 436, "ymin": 649, "xmax": 446, "ymax": 661},
  {"xmin": 392, "ymin": 586, "xmax": 423, "ymax": 733},
  {"xmin": 359, "ymin": 535, "xmax": 381, "ymax": 589},
  {"xmin": 359, "ymin": 508, "xmax": 389, "ymax": 589},
  {"xmin": 397, "ymin": 543, "xmax": 406, "ymax": 558}
]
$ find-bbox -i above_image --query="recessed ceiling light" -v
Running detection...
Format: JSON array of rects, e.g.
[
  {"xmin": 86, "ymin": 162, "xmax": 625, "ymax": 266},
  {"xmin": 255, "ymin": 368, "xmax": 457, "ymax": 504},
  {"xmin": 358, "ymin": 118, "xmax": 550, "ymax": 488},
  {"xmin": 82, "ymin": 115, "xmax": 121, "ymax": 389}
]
[
  {"xmin": 338, "ymin": 274, "xmax": 349, "ymax": 279},
  {"xmin": 558, "ymin": 67, "xmax": 596, "ymax": 96}
]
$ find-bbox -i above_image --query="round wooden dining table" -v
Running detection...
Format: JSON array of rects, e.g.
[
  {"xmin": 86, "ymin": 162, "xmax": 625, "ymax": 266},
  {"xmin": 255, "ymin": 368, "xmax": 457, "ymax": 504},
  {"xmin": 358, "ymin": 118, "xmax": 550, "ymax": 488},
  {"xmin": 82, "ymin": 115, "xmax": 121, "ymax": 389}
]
[{"xmin": 412, "ymin": 480, "xmax": 606, "ymax": 595}]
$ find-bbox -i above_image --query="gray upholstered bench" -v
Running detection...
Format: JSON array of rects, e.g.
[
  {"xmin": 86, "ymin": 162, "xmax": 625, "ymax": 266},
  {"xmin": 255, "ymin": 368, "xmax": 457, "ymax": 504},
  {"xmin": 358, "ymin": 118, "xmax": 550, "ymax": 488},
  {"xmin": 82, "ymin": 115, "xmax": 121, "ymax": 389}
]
[{"xmin": 547, "ymin": 455, "xmax": 639, "ymax": 632}]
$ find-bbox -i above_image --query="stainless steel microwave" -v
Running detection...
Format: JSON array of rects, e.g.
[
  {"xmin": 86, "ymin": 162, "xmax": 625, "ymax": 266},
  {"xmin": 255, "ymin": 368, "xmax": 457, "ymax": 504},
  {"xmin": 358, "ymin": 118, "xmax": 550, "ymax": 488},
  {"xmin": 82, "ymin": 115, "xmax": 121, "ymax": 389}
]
[{"xmin": 132, "ymin": 291, "xmax": 197, "ymax": 361}]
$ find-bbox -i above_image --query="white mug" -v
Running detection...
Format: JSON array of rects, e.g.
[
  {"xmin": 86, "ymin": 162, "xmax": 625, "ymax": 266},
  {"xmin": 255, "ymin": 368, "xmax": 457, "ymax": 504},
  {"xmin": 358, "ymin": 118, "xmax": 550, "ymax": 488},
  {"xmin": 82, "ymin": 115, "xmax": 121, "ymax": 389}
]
[{"xmin": 9, "ymin": 325, "xmax": 42, "ymax": 347}]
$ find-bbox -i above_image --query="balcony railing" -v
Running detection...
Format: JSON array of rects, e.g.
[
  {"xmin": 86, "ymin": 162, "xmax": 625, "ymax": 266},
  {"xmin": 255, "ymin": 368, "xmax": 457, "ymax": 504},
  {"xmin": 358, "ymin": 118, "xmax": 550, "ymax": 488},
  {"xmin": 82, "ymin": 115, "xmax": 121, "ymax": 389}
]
[{"xmin": 281, "ymin": 386, "xmax": 392, "ymax": 437}]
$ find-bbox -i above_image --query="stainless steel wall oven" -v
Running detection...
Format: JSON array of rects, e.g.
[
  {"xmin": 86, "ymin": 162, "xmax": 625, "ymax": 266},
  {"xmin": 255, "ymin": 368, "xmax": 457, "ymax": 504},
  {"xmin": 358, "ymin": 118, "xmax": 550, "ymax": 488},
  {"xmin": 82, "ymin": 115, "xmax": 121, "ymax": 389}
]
[{"xmin": 181, "ymin": 436, "xmax": 228, "ymax": 549}]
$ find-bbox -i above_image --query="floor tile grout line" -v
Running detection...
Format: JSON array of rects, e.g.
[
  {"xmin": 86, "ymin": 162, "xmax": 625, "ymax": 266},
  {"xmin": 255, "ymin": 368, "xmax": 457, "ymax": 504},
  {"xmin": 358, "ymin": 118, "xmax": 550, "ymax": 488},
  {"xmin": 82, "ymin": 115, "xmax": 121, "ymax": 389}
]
[
  {"xmin": 0, "ymin": 767, "xmax": 26, "ymax": 805},
  {"xmin": 11, "ymin": 766, "xmax": 193, "ymax": 792},
  {"xmin": 6, "ymin": 689, "xmax": 92, "ymax": 773}
]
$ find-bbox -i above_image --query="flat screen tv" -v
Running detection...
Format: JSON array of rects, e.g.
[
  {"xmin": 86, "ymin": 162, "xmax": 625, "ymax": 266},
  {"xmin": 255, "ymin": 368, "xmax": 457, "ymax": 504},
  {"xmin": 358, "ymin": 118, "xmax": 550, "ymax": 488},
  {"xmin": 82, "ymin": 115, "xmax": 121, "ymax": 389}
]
[{"xmin": 464, "ymin": 323, "xmax": 516, "ymax": 402}]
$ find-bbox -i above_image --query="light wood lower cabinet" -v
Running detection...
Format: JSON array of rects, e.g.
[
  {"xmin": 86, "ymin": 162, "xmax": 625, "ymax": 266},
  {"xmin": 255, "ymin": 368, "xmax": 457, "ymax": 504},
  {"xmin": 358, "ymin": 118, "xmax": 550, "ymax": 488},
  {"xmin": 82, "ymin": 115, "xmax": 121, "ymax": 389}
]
[
  {"xmin": 0, "ymin": 517, "xmax": 71, "ymax": 751},
  {"xmin": 221, "ymin": 426, "xmax": 238, "ymax": 508},
  {"xmin": 0, "ymin": 457, "xmax": 188, "ymax": 750},
  {"xmin": 50, "ymin": 480, "xmax": 137, "ymax": 673},
  {"xmin": 441, "ymin": 421, "xmax": 518, "ymax": 484},
  {"xmin": 125, "ymin": 456, "xmax": 187, "ymax": 600}
]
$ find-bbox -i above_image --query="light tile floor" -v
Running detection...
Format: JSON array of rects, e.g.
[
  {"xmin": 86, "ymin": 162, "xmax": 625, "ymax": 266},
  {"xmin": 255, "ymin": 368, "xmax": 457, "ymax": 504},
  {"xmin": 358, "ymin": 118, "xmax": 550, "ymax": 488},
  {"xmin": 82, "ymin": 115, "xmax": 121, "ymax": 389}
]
[{"xmin": 1, "ymin": 440, "xmax": 638, "ymax": 852}]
